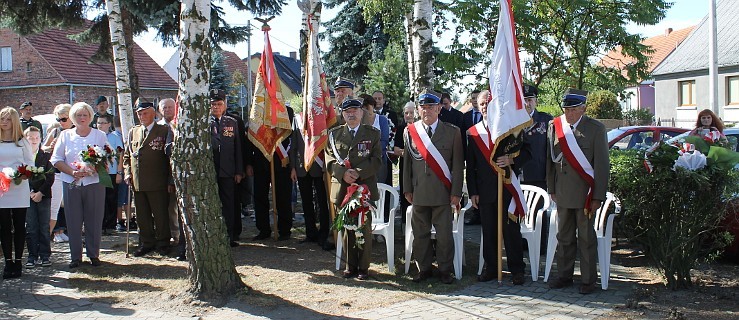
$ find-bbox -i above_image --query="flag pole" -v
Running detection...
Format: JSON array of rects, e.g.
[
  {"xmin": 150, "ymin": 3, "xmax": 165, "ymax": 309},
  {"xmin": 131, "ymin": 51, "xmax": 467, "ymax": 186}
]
[
  {"xmin": 325, "ymin": 169, "xmax": 337, "ymax": 243},
  {"xmin": 270, "ymin": 158, "xmax": 279, "ymax": 240},
  {"xmin": 497, "ymin": 171, "xmax": 503, "ymax": 284}
]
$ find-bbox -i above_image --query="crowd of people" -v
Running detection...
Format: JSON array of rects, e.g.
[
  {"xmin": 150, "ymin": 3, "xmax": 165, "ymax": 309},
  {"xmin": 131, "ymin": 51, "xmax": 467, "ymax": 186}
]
[{"xmin": 1, "ymin": 80, "xmax": 613, "ymax": 296}]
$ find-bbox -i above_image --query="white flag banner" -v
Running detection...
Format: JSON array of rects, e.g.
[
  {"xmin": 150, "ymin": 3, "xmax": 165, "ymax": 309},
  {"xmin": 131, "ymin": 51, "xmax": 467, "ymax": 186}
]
[{"xmin": 486, "ymin": 0, "xmax": 532, "ymax": 160}]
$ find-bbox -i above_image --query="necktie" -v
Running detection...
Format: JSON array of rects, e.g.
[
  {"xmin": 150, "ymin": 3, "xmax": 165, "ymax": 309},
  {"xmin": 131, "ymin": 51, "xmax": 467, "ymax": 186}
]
[
  {"xmin": 427, "ymin": 126, "xmax": 433, "ymax": 138},
  {"xmin": 143, "ymin": 128, "xmax": 148, "ymax": 139},
  {"xmin": 350, "ymin": 128, "xmax": 356, "ymax": 137},
  {"xmin": 474, "ymin": 111, "xmax": 480, "ymax": 124}
]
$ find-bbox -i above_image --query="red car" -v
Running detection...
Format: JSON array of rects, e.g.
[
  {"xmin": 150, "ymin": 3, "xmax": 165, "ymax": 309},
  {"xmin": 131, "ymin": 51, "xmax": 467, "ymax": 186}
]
[{"xmin": 607, "ymin": 126, "xmax": 689, "ymax": 150}]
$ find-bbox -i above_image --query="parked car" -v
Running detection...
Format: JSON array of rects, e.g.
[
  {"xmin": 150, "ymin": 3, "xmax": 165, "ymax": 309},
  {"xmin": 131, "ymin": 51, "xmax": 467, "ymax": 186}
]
[
  {"xmin": 607, "ymin": 126, "xmax": 689, "ymax": 150},
  {"xmin": 666, "ymin": 128, "xmax": 739, "ymax": 152}
]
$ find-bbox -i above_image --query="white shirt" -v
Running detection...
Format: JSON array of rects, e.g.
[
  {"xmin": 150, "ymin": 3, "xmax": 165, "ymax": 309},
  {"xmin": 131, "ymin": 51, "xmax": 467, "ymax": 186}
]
[
  {"xmin": 0, "ymin": 139, "xmax": 34, "ymax": 208},
  {"xmin": 423, "ymin": 119, "xmax": 439, "ymax": 135},
  {"xmin": 50, "ymin": 129, "xmax": 109, "ymax": 186}
]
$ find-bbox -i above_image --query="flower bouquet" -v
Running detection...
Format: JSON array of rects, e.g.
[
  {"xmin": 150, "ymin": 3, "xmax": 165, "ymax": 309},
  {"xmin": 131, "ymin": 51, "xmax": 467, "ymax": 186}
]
[
  {"xmin": 73, "ymin": 145, "xmax": 121, "ymax": 188},
  {"xmin": 332, "ymin": 183, "xmax": 374, "ymax": 249},
  {"xmin": 0, "ymin": 165, "xmax": 33, "ymax": 195}
]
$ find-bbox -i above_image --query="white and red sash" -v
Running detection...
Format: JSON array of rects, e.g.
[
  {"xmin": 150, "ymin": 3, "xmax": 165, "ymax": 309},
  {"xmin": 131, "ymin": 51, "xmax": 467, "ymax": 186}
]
[
  {"xmin": 276, "ymin": 139, "xmax": 291, "ymax": 167},
  {"xmin": 407, "ymin": 122, "xmax": 452, "ymax": 190},
  {"xmin": 553, "ymin": 115, "xmax": 595, "ymax": 209},
  {"xmin": 467, "ymin": 122, "xmax": 526, "ymax": 218}
]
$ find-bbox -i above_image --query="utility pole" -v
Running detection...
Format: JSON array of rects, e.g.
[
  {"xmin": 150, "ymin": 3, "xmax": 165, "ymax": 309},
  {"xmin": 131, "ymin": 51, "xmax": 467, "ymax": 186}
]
[{"xmin": 709, "ymin": 0, "xmax": 719, "ymax": 116}]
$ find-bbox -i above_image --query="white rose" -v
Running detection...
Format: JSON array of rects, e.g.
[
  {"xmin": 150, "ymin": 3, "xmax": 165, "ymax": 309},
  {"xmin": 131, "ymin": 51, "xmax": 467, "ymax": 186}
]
[{"xmin": 2, "ymin": 167, "xmax": 15, "ymax": 177}]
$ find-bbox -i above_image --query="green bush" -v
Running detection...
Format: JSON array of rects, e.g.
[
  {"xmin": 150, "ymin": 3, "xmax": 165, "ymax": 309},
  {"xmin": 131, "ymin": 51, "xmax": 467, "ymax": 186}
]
[
  {"xmin": 623, "ymin": 109, "xmax": 653, "ymax": 125},
  {"xmin": 610, "ymin": 144, "xmax": 739, "ymax": 289},
  {"xmin": 536, "ymin": 104, "xmax": 562, "ymax": 117},
  {"xmin": 586, "ymin": 90, "xmax": 622, "ymax": 119}
]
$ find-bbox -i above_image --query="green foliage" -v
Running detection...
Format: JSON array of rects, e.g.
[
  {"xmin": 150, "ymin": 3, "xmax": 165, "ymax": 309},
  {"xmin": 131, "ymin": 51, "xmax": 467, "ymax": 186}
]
[
  {"xmin": 362, "ymin": 41, "xmax": 410, "ymax": 113},
  {"xmin": 322, "ymin": 0, "xmax": 390, "ymax": 82},
  {"xmin": 610, "ymin": 145, "xmax": 739, "ymax": 289},
  {"xmin": 210, "ymin": 49, "xmax": 232, "ymax": 92},
  {"xmin": 288, "ymin": 94, "xmax": 303, "ymax": 114},
  {"xmin": 536, "ymin": 104, "xmax": 562, "ymax": 117},
  {"xmin": 623, "ymin": 108, "xmax": 654, "ymax": 125},
  {"xmin": 586, "ymin": 90, "xmax": 622, "ymax": 119}
]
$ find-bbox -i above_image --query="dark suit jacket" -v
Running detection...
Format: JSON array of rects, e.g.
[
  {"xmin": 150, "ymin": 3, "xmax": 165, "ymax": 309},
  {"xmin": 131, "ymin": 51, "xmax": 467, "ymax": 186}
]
[
  {"xmin": 546, "ymin": 116, "xmax": 609, "ymax": 208},
  {"xmin": 462, "ymin": 108, "xmax": 483, "ymax": 155},
  {"xmin": 465, "ymin": 126, "xmax": 527, "ymax": 204},
  {"xmin": 326, "ymin": 124, "xmax": 382, "ymax": 204},
  {"xmin": 246, "ymin": 106, "xmax": 294, "ymax": 172},
  {"xmin": 517, "ymin": 110, "xmax": 553, "ymax": 183},
  {"xmin": 402, "ymin": 121, "xmax": 464, "ymax": 206},
  {"xmin": 30, "ymin": 150, "xmax": 55, "ymax": 199},
  {"xmin": 123, "ymin": 123, "xmax": 172, "ymax": 192},
  {"xmin": 211, "ymin": 114, "xmax": 243, "ymax": 178},
  {"xmin": 439, "ymin": 106, "xmax": 464, "ymax": 130},
  {"xmin": 378, "ymin": 103, "xmax": 399, "ymax": 127}
]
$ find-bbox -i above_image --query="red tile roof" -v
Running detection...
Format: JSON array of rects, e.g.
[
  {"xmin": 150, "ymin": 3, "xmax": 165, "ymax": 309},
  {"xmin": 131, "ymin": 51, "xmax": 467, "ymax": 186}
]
[
  {"xmin": 600, "ymin": 26, "xmax": 694, "ymax": 77},
  {"xmin": 23, "ymin": 25, "xmax": 176, "ymax": 89},
  {"xmin": 221, "ymin": 50, "xmax": 252, "ymax": 81}
]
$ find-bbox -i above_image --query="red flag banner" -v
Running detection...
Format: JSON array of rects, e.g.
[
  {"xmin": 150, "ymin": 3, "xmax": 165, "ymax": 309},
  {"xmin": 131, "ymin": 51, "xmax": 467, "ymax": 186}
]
[
  {"xmin": 248, "ymin": 24, "xmax": 293, "ymax": 160},
  {"xmin": 302, "ymin": 13, "xmax": 337, "ymax": 171}
]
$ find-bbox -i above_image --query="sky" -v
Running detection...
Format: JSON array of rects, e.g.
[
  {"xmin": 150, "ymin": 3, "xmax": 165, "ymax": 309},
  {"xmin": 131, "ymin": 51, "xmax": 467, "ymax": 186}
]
[{"xmin": 134, "ymin": 0, "xmax": 710, "ymax": 88}]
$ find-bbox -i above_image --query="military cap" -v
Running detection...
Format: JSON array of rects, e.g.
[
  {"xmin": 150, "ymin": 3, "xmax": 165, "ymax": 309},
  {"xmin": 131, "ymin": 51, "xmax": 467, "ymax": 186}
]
[
  {"xmin": 340, "ymin": 99, "xmax": 363, "ymax": 111},
  {"xmin": 209, "ymin": 88, "xmax": 226, "ymax": 102},
  {"xmin": 19, "ymin": 101, "xmax": 32, "ymax": 109},
  {"xmin": 95, "ymin": 96, "xmax": 107, "ymax": 105},
  {"xmin": 561, "ymin": 88, "xmax": 588, "ymax": 108},
  {"xmin": 418, "ymin": 92, "xmax": 441, "ymax": 105},
  {"xmin": 135, "ymin": 101, "xmax": 154, "ymax": 112},
  {"xmin": 334, "ymin": 78, "xmax": 355, "ymax": 90},
  {"xmin": 523, "ymin": 84, "xmax": 538, "ymax": 98}
]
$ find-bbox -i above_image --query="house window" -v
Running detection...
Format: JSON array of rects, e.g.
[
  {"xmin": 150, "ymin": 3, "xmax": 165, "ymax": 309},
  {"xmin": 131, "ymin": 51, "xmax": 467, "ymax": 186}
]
[
  {"xmin": 678, "ymin": 80, "xmax": 696, "ymax": 106},
  {"xmin": 728, "ymin": 76, "xmax": 739, "ymax": 105},
  {"xmin": 0, "ymin": 47, "xmax": 11, "ymax": 72},
  {"xmin": 26, "ymin": 62, "xmax": 31, "ymax": 73}
]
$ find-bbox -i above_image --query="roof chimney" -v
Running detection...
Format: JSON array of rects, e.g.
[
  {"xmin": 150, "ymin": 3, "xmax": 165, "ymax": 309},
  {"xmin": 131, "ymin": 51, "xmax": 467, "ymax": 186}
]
[
  {"xmin": 665, "ymin": 28, "xmax": 673, "ymax": 36},
  {"xmin": 289, "ymin": 51, "xmax": 297, "ymax": 60}
]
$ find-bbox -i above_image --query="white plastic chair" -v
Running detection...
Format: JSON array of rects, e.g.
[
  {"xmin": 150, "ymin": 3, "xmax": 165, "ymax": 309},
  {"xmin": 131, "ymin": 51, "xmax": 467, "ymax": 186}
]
[
  {"xmin": 543, "ymin": 192, "xmax": 621, "ymax": 290},
  {"xmin": 404, "ymin": 200, "xmax": 472, "ymax": 280},
  {"xmin": 336, "ymin": 183, "xmax": 398, "ymax": 273},
  {"xmin": 476, "ymin": 185, "xmax": 549, "ymax": 281}
]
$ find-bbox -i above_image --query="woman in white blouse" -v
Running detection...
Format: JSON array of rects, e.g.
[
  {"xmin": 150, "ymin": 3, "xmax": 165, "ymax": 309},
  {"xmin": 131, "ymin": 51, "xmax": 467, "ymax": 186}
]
[
  {"xmin": 50, "ymin": 102, "xmax": 110, "ymax": 269},
  {"xmin": 0, "ymin": 107, "xmax": 34, "ymax": 279}
]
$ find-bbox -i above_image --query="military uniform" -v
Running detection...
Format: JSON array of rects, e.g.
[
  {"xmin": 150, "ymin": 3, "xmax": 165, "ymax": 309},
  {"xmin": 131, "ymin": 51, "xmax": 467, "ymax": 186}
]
[
  {"xmin": 326, "ymin": 100, "xmax": 382, "ymax": 275},
  {"xmin": 403, "ymin": 119, "xmax": 464, "ymax": 278},
  {"xmin": 211, "ymin": 112, "xmax": 244, "ymax": 243},
  {"xmin": 123, "ymin": 103, "xmax": 173, "ymax": 253},
  {"xmin": 546, "ymin": 89, "xmax": 609, "ymax": 291}
]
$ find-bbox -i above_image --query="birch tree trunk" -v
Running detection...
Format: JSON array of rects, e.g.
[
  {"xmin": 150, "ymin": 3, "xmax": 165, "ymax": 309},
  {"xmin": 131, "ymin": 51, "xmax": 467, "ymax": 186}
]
[
  {"xmin": 106, "ymin": 0, "xmax": 134, "ymax": 139},
  {"xmin": 174, "ymin": 0, "xmax": 245, "ymax": 303},
  {"xmin": 408, "ymin": 0, "xmax": 434, "ymax": 97}
]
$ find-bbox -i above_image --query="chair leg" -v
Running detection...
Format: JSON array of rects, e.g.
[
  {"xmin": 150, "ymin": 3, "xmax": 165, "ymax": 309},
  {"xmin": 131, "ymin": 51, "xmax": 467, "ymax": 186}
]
[
  {"xmin": 404, "ymin": 230, "xmax": 413, "ymax": 274},
  {"xmin": 386, "ymin": 231, "xmax": 394, "ymax": 273},
  {"xmin": 598, "ymin": 238, "xmax": 609, "ymax": 290},
  {"xmin": 529, "ymin": 236, "xmax": 540, "ymax": 282},
  {"xmin": 544, "ymin": 227, "xmax": 558, "ymax": 282},
  {"xmin": 335, "ymin": 230, "xmax": 343, "ymax": 271}
]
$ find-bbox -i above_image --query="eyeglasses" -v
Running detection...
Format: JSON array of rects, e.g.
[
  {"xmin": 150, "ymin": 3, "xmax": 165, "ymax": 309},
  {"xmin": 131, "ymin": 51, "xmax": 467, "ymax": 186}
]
[{"xmin": 56, "ymin": 117, "xmax": 69, "ymax": 122}]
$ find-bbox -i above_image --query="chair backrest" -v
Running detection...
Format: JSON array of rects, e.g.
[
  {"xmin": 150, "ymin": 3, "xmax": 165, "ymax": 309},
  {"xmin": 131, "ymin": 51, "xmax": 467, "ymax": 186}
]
[
  {"xmin": 520, "ymin": 184, "xmax": 550, "ymax": 228},
  {"xmin": 372, "ymin": 183, "xmax": 399, "ymax": 226},
  {"xmin": 594, "ymin": 192, "xmax": 622, "ymax": 237}
]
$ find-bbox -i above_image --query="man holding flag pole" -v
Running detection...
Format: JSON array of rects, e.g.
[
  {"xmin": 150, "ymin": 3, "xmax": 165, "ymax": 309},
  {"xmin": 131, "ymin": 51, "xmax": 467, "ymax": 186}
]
[
  {"xmin": 247, "ymin": 19, "xmax": 294, "ymax": 241},
  {"xmin": 484, "ymin": 0, "xmax": 533, "ymax": 284}
]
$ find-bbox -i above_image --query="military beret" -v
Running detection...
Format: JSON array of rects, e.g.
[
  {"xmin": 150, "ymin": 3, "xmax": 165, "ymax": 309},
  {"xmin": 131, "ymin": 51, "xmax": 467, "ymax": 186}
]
[
  {"xmin": 95, "ymin": 96, "xmax": 107, "ymax": 105},
  {"xmin": 135, "ymin": 101, "xmax": 154, "ymax": 112},
  {"xmin": 334, "ymin": 78, "xmax": 355, "ymax": 90},
  {"xmin": 561, "ymin": 88, "xmax": 588, "ymax": 108},
  {"xmin": 19, "ymin": 101, "xmax": 32, "ymax": 109},
  {"xmin": 418, "ymin": 93, "xmax": 441, "ymax": 105},
  {"xmin": 340, "ymin": 99, "xmax": 363, "ymax": 111},
  {"xmin": 523, "ymin": 84, "xmax": 538, "ymax": 98},
  {"xmin": 210, "ymin": 88, "xmax": 226, "ymax": 102}
]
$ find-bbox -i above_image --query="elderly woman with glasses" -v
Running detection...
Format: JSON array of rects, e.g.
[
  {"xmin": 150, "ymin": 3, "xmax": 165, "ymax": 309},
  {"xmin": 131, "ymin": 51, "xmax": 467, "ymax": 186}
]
[
  {"xmin": 50, "ymin": 102, "xmax": 110, "ymax": 268},
  {"xmin": 43, "ymin": 104, "xmax": 74, "ymax": 243}
]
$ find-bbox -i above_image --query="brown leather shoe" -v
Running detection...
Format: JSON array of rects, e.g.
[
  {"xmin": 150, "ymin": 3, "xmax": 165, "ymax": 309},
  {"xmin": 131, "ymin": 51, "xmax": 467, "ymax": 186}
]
[
  {"xmin": 548, "ymin": 277, "xmax": 573, "ymax": 289},
  {"xmin": 342, "ymin": 269, "xmax": 358, "ymax": 278},
  {"xmin": 477, "ymin": 272, "xmax": 495, "ymax": 282},
  {"xmin": 412, "ymin": 270, "xmax": 433, "ymax": 283},
  {"xmin": 512, "ymin": 273, "xmax": 525, "ymax": 285},
  {"xmin": 440, "ymin": 272, "xmax": 454, "ymax": 284},
  {"xmin": 579, "ymin": 283, "xmax": 597, "ymax": 294}
]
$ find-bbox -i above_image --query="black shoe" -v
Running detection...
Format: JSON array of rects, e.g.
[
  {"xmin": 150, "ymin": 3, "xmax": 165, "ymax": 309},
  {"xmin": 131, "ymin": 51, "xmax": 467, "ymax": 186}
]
[
  {"xmin": 157, "ymin": 247, "xmax": 171, "ymax": 256},
  {"xmin": 133, "ymin": 247, "xmax": 154, "ymax": 257},
  {"xmin": 549, "ymin": 277, "xmax": 573, "ymax": 289},
  {"xmin": 300, "ymin": 237, "xmax": 317, "ymax": 244},
  {"xmin": 440, "ymin": 272, "xmax": 454, "ymax": 284},
  {"xmin": 357, "ymin": 271, "xmax": 370, "ymax": 281},
  {"xmin": 412, "ymin": 270, "xmax": 433, "ymax": 283},
  {"xmin": 342, "ymin": 269, "xmax": 358, "ymax": 278},
  {"xmin": 579, "ymin": 283, "xmax": 597, "ymax": 294},
  {"xmin": 230, "ymin": 241, "xmax": 239, "ymax": 247},
  {"xmin": 69, "ymin": 260, "xmax": 81, "ymax": 269},
  {"xmin": 176, "ymin": 253, "xmax": 187, "ymax": 261},
  {"xmin": 128, "ymin": 218, "xmax": 138, "ymax": 231},
  {"xmin": 277, "ymin": 234, "xmax": 290, "ymax": 241},
  {"xmin": 2, "ymin": 261, "xmax": 12, "ymax": 279},
  {"xmin": 477, "ymin": 271, "xmax": 495, "ymax": 282},
  {"xmin": 90, "ymin": 258, "xmax": 102, "ymax": 266},
  {"xmin": 512, "ymin": 273, "xmax": 525, "ymax": 285},
  {"xmin": 252, "ymin": 233, "xmax": 270, "ymax": 241},
  {"xmin": 322, "ymin": 242, "xmax": 335, "ymax": 251}
]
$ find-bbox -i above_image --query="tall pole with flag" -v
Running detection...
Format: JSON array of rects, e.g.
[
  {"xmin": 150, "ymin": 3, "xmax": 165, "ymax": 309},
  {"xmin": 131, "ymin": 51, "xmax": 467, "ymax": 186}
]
[
  {"xmin": 486, "ymin": 0, "xmax": 532, "ymax": 283},
  {"xmin": 248, "ymin": 18, "xmax": 293, "ymax": 239}
]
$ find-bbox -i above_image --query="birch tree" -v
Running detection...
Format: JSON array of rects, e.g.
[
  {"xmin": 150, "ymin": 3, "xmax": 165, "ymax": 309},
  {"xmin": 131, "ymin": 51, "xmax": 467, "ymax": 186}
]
[
  {"xmin": 106, "ymin": 0, "xmax": 135, "ymax": 139},
  {"xmin": 173, "ymin": 0, "xmax": 245, "ymax": 302},
  {"xmin": 407, "ymin": 0, "xmax": 434, "ymax": 97}
]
